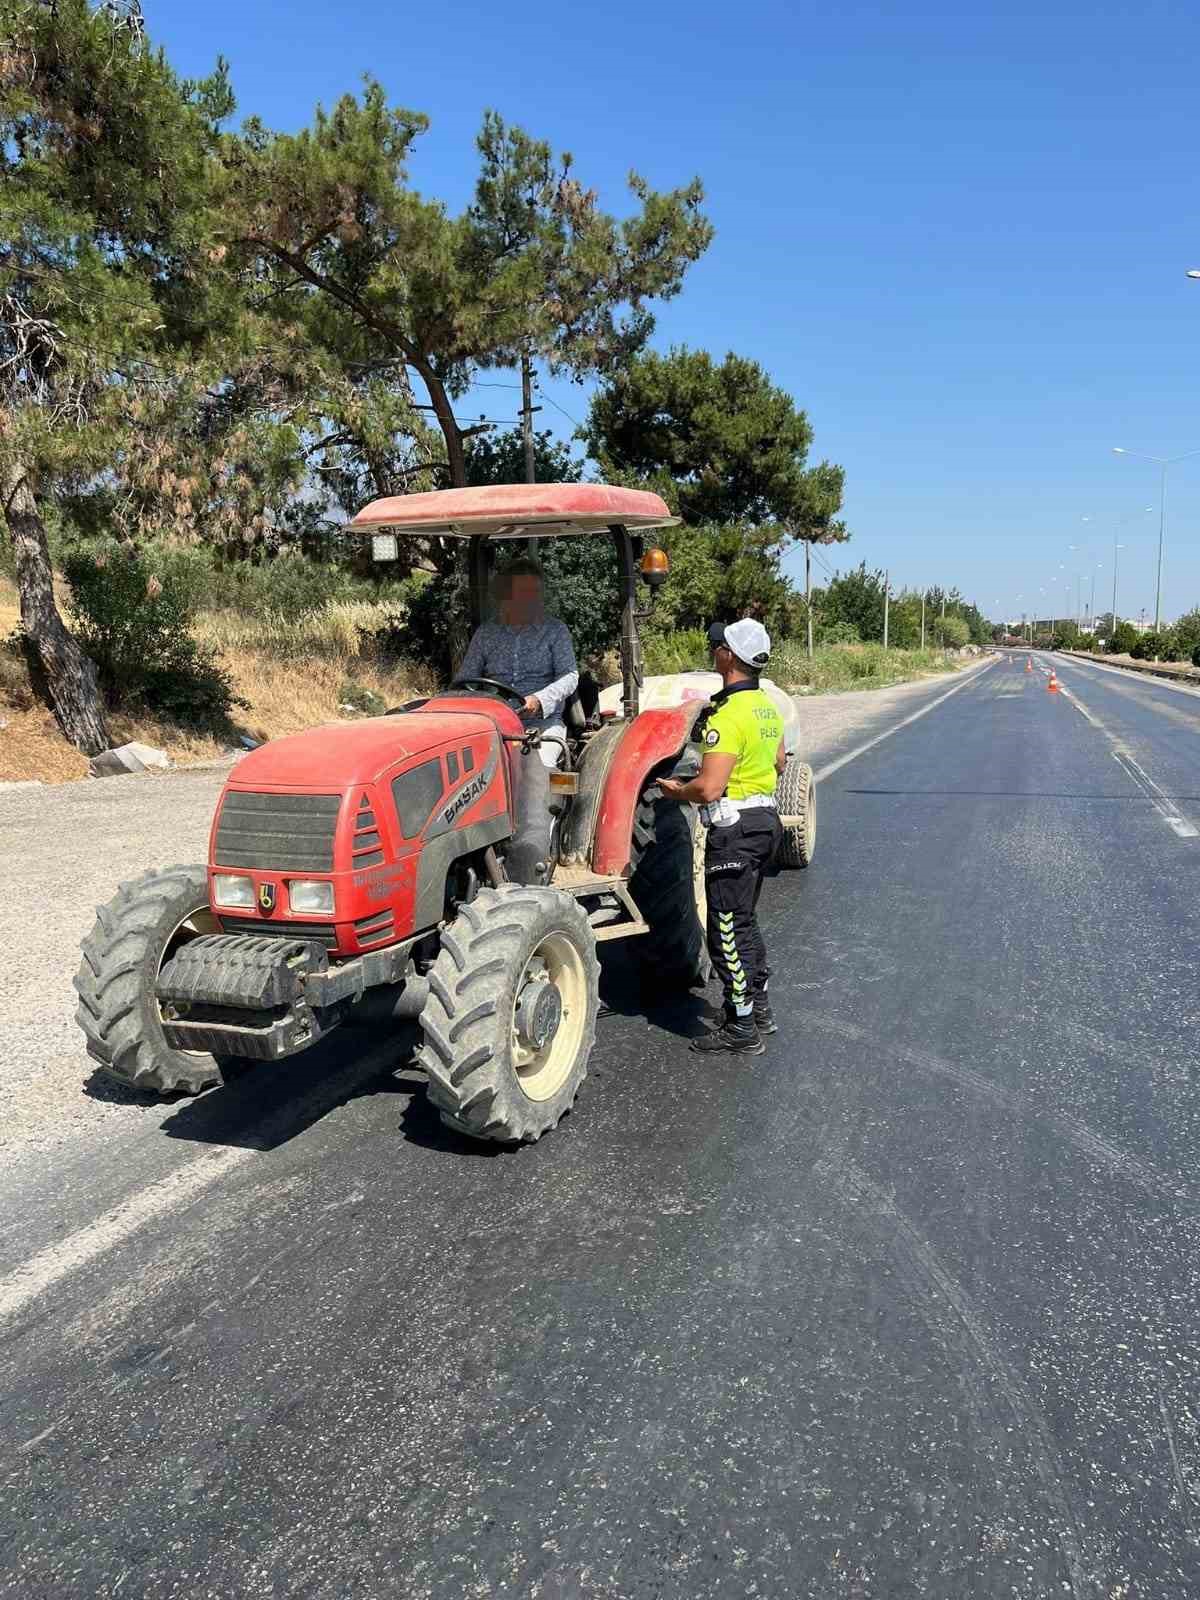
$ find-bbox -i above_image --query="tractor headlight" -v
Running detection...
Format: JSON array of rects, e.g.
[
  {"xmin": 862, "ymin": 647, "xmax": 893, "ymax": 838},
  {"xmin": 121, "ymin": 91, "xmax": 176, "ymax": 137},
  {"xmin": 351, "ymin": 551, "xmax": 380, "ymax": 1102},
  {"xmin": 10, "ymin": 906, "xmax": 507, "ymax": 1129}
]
[
  {"xmin": 212, "ymin": 874, "xmax": 255, "ymax": 909},
  {"xmin": 288, "ymin": 879, "xmax": 335, "ymax": 915}
]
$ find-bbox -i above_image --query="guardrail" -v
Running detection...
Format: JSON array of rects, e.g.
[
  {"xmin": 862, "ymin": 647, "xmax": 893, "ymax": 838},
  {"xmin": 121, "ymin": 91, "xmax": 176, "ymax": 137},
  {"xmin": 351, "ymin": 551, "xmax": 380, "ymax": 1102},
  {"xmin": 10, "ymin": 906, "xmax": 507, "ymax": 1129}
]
[{"xmin": 1060, "ymin": 650, "xmax": 1200, "ymax": 686}]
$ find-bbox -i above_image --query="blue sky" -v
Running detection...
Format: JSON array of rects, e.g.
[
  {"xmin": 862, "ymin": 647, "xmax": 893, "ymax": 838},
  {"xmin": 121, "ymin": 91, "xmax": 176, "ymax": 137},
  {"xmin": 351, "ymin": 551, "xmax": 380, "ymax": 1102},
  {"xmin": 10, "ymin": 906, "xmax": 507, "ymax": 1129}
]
[{"xmin": 152, "ymin": 0, "xmax": 1200, "ymax": 624}]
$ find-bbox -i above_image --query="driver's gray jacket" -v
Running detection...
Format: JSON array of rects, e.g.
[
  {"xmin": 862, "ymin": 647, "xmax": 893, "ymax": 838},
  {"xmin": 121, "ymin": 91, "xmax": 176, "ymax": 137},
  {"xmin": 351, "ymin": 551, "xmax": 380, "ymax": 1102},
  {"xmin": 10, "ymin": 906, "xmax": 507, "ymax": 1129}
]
[{"xmin": 458, "ymin": 618, "xmax": 578, "ymax": 766}]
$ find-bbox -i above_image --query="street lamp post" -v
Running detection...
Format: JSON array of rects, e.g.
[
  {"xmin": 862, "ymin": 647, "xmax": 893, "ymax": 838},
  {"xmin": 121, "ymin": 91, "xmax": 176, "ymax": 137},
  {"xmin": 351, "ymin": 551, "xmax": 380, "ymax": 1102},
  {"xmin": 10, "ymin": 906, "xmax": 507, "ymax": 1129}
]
[
  {"xmin": 1106, "ymin": 508, "xmax": 1152, "ymax": 640},
  {"xmin": 1112, "ymin": 447, "xmax": 1200, "ymax": 632},
  {"xmin": 1112, "ymin": 541, "xmax": 1123, "ymax": 639}
]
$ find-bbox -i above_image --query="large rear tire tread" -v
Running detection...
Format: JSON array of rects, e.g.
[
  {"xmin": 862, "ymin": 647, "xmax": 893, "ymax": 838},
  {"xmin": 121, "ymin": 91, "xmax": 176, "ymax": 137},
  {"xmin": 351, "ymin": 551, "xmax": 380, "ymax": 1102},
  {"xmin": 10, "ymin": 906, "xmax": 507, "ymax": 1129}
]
[
  {"xmin": 74, "ymin": 864, "xmax": 249, "ymax": 1096},
  {"xmin": 627, "ymin": 785, "xmax": 711, "ymax": 988},
  {"xmin": 416, "ymin": 886, "xmax": 599, "ymax": 1144},
  {"xmin": 777, "ymin": 756, "xmax": 816, "ymax": 869}
]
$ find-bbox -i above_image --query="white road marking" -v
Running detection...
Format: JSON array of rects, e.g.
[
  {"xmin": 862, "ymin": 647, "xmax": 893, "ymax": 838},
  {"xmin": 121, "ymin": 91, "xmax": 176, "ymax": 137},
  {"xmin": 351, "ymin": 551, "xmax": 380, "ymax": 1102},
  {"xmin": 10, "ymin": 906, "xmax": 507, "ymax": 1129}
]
[
  {"xmin": 814, "ymin": 658, "xmax": 997, "ymax": 784},
  {"xmin": 1055, "ymin": 683, "xmax": 1101, "ymax": 727},
  {"xmin": 1038, "ymin": 660, "xmax": 1200, "ymax": 840},
  {"xmin": 0, "ymin": 1147, "xmax": 252, "ymax": 1327},
  {"xmin": 18, "ymin": 1417, "xmax": 65, "ymax": 1453},
  {"xmin": 0, "ymin": 1040, "xmax": 406, "ymax": 1326},
  {"xmin": 1112, "ymin": 750, "xmax": 1200, "ymax": 838}
]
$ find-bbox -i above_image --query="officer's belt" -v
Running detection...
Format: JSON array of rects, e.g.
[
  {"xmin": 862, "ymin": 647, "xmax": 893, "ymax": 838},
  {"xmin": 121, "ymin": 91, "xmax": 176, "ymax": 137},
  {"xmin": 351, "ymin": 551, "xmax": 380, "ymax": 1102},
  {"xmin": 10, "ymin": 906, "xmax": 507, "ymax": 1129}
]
[{"xmin": 700, "ymin": 794, "xmax": 777, "ymax": 827}]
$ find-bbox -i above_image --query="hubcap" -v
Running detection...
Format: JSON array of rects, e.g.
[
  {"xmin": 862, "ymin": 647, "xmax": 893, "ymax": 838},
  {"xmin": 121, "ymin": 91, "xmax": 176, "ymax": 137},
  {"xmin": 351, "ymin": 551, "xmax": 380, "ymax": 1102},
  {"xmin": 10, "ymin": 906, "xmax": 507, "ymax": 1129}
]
[
  {"xmin": 514, "ymin": 960, "xmax": 563, "ymax": 1052},
  {"xmin": 511, "ymin": 931, "xmax": 587, "ymax": 1102}
]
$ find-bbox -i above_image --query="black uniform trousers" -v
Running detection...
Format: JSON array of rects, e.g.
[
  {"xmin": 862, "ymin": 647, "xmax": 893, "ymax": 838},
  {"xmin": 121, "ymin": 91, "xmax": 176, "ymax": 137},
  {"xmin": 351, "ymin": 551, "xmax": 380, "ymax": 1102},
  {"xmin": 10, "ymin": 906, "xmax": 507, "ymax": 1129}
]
[{"xmin": 704, "ymin": 809, "xmax": 782, "ymax": 1014}]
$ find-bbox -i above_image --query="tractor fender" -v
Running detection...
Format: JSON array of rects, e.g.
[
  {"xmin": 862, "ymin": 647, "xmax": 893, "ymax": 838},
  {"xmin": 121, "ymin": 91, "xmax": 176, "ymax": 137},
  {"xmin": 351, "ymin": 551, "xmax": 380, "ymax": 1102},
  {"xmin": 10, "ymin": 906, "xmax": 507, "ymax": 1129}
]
[{"xmin": 589, "ymin": 704, "xmax": 707, "ymax": 876}]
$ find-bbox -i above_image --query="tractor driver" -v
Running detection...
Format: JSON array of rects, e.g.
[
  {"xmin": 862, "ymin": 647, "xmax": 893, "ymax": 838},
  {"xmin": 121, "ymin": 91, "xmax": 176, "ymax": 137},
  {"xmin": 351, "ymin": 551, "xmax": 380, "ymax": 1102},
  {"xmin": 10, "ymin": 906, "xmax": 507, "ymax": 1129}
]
[{"xmin": 458, "ymin": 557, "xmax": 579, "ymax": 885}]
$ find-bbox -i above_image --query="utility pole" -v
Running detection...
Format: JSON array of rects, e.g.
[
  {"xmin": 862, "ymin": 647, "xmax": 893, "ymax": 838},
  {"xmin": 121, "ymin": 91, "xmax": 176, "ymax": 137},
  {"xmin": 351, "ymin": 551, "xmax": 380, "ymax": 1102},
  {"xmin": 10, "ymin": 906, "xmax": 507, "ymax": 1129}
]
[
  {"xmin": 1156, "ymin": 461, "xmax": 1166, "ymax": 633},
  {"xmin": 519, "ymin": 350, "xmax": 539, "ymax": 485},
  {"xmin": 920, "ymin": 591, "xmax": 926, "ymax": 651},
  {"xmin": 883, "ymin": 571, "xmax": 890, "ymax": 651},
  {"xmin": 519, "ymin": 347, "xmax": 544, "ymax": 557},
  {"xmin": 805, "ymin": 542, "xmax": 814, "ymax": 660}
]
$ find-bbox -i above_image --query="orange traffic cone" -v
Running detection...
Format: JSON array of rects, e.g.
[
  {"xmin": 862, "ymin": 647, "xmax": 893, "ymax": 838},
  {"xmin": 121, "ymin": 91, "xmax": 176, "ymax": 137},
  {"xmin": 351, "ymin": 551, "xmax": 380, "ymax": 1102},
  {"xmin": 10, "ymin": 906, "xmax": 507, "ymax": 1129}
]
[
  {"xmin": 1025, "ymin": 658, "xmax": 1032, "ymax": 673},
  {"xmin": 1047, "ymin": 671, "xmax": 1059, "ymax": 693}
]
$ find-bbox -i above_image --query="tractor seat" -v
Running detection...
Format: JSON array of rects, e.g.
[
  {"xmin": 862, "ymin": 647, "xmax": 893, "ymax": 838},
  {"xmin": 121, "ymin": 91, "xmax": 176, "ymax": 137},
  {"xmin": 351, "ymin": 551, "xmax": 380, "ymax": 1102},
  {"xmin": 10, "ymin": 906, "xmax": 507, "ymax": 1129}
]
[
  {"xmin": 564, "ymin": 691, "xmax": 587, "ymax": 733},
  {"xmin": 565, "ymin": 671, "xmax": 601, "ymax": 734}
]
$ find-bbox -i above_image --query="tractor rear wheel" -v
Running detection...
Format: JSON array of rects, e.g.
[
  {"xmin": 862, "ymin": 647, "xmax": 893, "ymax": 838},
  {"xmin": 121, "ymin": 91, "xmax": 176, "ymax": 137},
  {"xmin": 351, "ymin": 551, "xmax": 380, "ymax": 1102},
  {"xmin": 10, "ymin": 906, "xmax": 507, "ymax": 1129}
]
[
  {"xmin": 627, "ymin": 785, "xmax": 710, "ymax": 988},
  {"xmin": 777, "ymin": 755, "xmax": 817, "ymax": 869},
  {"xmin": 74, "ymin": 864, "xmax": 251, "ymax": 1096},
  {"xmin": 417, "ymin": 886, "xmax": 599, "ymax": 1143}
]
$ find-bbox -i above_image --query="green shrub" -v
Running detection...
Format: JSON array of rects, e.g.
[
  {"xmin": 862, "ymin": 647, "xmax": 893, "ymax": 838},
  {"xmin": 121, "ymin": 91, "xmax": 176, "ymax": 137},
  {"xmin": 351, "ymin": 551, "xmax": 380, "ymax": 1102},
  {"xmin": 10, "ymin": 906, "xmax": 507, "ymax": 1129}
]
[
  {"xmin": 932, "ymin": 615, "xmax": 971, "ymax": 650},
  {"xmin": 816, "ymin": 619, "xmax": 861, "ymax": 646},
  {"xmin": 643, "ymin": 628, "xmax": 709, "ymax": 675},
  {"xmin": 144, "ymin": 543, "xmax": 417, "ymax": 618},
  {"xmin": 1171, "ymin": 608, "xmax": 1200, "ymax": 661},
  {"xmin": 62, "ymin": 544, "xmax": 244, "ymax": 731},
  {"xmin": 138, "ymin": 649, "xmax": 244, "ymax": 731},
  {"xmin": 1108, "ymin": 622, "xmax": 1139, "ymax": 655}
]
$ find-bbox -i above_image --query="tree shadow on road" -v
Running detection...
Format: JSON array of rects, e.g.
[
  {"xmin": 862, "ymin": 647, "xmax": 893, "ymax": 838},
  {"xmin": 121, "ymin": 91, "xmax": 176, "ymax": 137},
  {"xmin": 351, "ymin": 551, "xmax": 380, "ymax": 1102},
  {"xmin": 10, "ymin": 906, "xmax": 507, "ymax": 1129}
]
[{"xmin": 128, "ymin": 945, "xmax": 711, "ymax": 1159}]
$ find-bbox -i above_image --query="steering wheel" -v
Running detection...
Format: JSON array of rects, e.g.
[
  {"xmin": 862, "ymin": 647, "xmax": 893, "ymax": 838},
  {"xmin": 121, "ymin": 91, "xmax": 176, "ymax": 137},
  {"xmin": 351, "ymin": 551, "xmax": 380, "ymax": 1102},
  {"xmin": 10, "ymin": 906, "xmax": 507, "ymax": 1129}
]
[{"xmin": 450, "ymin": 677, "xmax": 528, "ymax": 711}]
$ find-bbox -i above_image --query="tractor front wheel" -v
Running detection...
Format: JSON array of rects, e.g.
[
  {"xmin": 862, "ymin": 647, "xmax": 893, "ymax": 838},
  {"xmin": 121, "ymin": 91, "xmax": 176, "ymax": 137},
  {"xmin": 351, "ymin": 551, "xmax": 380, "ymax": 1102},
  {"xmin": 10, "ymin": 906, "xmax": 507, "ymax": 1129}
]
[
  {"xmin": 417, "ymin": 886, "xmax": 599, "ymax": 1143},
  {"xmin": 74, "ymin": 864, "xmax": 251, "ymax": 1096}
]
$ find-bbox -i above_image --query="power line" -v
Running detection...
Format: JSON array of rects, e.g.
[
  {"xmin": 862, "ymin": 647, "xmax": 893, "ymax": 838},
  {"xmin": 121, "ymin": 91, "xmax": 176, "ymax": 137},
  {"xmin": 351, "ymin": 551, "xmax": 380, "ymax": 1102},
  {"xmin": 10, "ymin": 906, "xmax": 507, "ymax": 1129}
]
[
  {"xmin": 810, "ymin": 546, "xmax": 837, "ymax": 581},
  {"xmin": 539, "ymin": 390, "xmax": 583, "ymax": 429}
]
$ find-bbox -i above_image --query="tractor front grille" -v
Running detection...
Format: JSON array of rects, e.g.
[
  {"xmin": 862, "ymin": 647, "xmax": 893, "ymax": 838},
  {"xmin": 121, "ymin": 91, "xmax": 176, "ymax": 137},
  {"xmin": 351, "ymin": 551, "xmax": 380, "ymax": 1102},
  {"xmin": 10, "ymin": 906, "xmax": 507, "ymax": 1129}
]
[
  {"xmin": 214, "ymin": 790, "xmax": 340, "ymax": 873},
  {"xmin": 354, "ymin": 910, "xmax": 395, "ymax": 947},
  {"xmin": 219, "ymin": 917, "xmax": 339, "ymax": 950}
]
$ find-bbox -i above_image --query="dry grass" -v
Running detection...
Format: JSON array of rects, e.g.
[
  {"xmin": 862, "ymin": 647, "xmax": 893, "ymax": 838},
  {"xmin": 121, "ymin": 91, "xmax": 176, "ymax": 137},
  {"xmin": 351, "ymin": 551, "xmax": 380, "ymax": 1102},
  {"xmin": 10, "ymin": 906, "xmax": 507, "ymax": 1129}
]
[
  {"xmin": 773, "ymin": 640, "xmax": 963, "ymax": 692},
  {"xmin": 0, "ymin": 578, "xmax": 434, "ymax": 784},
  {"xmin": 0, "ymin": 706, "xmax": 92, "ymax": 783},
  {"xmin": 195, "ymin": 600, "xmax": 401, "ymax": 661},
  {"xmin": 0, "ymin": 581, "xmax": 19, "ymax": 637},
  {"xmin": 221, "ymin": 650, "xmax": 430, "ymax": 743}
]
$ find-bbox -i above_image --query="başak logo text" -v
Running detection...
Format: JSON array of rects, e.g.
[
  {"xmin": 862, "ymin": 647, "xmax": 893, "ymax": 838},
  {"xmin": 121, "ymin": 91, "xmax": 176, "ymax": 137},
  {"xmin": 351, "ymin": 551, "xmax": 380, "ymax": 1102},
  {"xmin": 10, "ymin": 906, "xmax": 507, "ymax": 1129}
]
[{"xmin": 442, "ymin": 768, "xmax": 489, "ymax": 827}]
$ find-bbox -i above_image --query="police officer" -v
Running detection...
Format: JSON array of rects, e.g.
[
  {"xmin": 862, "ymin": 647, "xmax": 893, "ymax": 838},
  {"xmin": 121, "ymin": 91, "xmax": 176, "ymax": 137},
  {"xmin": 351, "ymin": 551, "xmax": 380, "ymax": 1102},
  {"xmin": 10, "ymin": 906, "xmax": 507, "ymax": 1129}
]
[{"xmin": 659, "ymin": 618, "xmax": 785, "ymax": 1056}]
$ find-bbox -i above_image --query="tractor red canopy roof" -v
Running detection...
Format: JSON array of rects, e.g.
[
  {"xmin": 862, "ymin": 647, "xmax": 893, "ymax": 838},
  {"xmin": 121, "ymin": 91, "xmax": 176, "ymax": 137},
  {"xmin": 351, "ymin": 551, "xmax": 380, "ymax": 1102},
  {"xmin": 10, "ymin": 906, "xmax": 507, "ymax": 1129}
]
[{"xmin": 347, "ymin": 483, "xmax": 677, "ymax": 539}]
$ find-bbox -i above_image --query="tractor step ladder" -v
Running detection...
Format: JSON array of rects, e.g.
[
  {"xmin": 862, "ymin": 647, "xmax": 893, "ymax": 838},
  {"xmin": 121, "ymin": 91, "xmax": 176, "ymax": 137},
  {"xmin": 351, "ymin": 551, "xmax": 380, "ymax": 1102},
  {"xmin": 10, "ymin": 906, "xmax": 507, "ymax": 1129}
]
[{"xmin": 556, "ymin": 868, "xmax": 650, "ymax": 941}]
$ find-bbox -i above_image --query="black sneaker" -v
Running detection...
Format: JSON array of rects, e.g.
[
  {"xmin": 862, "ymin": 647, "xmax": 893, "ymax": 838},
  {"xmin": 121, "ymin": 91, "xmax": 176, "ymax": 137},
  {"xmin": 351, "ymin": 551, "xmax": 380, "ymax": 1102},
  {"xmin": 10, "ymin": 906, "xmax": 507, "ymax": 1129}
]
[
  {"xmin": 690, "ymin": 1015, "xmax": 765, "ymax": 1056},
  {"xmin": 752, "ymin": 995, "xmax": 777, "ymax": 1035}
]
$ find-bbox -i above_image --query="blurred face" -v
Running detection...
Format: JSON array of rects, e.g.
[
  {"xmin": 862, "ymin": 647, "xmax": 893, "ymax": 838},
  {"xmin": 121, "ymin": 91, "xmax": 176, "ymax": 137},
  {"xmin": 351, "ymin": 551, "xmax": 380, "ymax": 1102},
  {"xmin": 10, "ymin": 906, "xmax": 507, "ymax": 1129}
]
[{"xmin": 502, "ymin": 573, "xmax": 544, "ymax": 626}]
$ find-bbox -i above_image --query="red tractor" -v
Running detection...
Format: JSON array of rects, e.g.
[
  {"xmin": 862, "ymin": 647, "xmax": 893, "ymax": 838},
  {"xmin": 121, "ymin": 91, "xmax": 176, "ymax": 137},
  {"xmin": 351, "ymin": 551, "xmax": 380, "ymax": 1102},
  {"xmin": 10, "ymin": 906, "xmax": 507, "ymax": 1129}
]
[{"xmin": 75, "ymin": 485, "xmax": 816, "ymax": 1143}]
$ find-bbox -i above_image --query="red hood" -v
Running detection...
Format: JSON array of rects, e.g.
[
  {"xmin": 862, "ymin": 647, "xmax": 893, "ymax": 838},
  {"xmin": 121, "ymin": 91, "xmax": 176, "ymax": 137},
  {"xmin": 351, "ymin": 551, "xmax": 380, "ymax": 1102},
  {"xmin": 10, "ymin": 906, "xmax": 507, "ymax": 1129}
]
[{"xmin": 228, "ymin": 712, "xmax": 499, "ymax": 790}]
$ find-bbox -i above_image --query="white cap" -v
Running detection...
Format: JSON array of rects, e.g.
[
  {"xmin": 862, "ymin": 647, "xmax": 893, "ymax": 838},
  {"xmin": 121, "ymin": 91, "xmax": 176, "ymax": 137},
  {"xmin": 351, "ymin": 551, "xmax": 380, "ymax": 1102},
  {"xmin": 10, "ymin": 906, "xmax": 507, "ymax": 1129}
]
[{"xmin": 721, "ymin": 617, "xmax": 771, "ymax": 669}]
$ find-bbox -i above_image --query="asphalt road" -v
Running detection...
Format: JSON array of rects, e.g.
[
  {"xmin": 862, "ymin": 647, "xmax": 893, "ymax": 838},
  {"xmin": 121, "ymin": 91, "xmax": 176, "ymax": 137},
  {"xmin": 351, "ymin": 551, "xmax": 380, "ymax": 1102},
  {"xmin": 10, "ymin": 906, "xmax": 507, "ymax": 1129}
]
[{"xmin": 5, "ymin": 653, "xmax": 1200, "ymax": 1599}]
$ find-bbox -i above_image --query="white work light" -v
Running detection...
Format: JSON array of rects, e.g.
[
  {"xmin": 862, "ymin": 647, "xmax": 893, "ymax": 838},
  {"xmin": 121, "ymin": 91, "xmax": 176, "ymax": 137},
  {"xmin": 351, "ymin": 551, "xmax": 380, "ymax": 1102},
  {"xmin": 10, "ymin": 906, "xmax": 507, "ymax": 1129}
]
[
  {"xmin": 289, "ymin": 879, "xmax": 335, "ymax": 914},
  {"xmin": 212, "ymin": 874, "xmax": 255, "ymax": 909}
]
